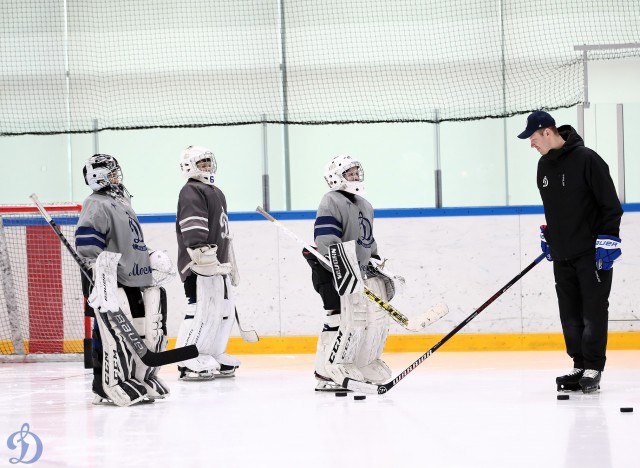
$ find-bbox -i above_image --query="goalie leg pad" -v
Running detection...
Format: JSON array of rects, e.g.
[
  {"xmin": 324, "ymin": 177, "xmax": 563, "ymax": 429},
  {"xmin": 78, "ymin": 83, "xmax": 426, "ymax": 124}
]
[
  {"xmin": 94, "ymin": 311, "xmax": 148, "ymax": 407},
  {"xmin": 324, "ymin": 291, "xmax": 368, "ymax": 384},
  {"xmin": 133, "ymin": 286, "xmax": 170, "ymax": 398},
  {"xmin": 211, "ymin": 276, "xmax": 240, "ymax": 373},
  {"xmin": 175, "ymin": 275, "xmax": 226, "ymax": 372},
  {"xmin": 356, "ymin": 277, "xmax": 392, "ymax": 383}
]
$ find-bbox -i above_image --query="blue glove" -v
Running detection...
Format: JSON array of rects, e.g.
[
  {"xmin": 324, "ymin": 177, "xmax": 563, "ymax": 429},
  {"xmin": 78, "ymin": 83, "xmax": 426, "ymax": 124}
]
[
  {"xmin": 540, "ymin": 225, "xmax": 552, "ymax": 261},
  {"xmin": 595, "ymin": 235, "xmax": 621, "ymax": 270}
]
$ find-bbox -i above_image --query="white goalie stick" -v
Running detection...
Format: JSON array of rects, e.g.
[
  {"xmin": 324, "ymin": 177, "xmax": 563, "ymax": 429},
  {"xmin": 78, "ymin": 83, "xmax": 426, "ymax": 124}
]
[
  {"xmin": 30, "ymin": 193, "xmax": 199, "ymax": 367},
  {"xmin": 256, "ymin": 206, "xmax": 448, "ymax": 332},
  {"xmin": 235, "ymin": 308, "xmax": 259, "ymax": 342},
  {"xmin": 343, "ymin": 253, "xmax": 546, "ymax": 394}
]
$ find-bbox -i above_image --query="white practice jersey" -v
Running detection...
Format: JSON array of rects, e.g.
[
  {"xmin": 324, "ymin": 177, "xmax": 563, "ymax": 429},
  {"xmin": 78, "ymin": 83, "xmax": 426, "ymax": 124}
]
[
  {"xmin": 75, "ymin": 191, "xmax": 152, "ymax": 288},
  {"xmin": 314, "ymin": 190, "xmax": 378, "ymax": 274}
]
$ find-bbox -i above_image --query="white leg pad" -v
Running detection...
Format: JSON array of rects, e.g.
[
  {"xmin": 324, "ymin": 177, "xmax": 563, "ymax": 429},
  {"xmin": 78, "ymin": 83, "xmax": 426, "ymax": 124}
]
[
  {"xmin": 314, "ymin": 313, "xmax": 341, "ymax": 378},
  {"xmin": 175, "ymin": 275, "xmax": 228, "ymax": 371},
  {"xmin": 324, "ymin": 290, "xmax": 368, "ymax": 385},
  {"xmin": 95, "ymin": 310, "xmax": 147, "ymax": 407},
  {"xmin": 356, "ymin": 277, "xmax": 392, "ymax": 383},
  {"xmin": 211, "ymin": 277, "xmax": 240, "ymax": 368},
  {"xmin": 133, "ymin": 286, "xmax": 170, "ymax": 398}
]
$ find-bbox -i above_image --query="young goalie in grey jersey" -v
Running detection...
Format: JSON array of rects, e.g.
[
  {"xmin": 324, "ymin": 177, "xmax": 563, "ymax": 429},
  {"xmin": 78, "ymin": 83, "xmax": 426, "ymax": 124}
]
[
  {"xmin": 76, "ymin": 154, "xmax": 176, "ymax": 407},
  {"xmin": 174, "ymin": 145, "xmax": 240, "ymax": 380},
  {"xmin": 304, "ymin": 155, "xmax": 396, "ymax": 391}
]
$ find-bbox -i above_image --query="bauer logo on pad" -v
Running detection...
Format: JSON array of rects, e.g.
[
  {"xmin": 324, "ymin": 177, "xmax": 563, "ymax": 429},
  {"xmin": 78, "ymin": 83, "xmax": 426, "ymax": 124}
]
[{"xmin": 328, "ymin": 241, "xmax": 363, "ymax": 296}]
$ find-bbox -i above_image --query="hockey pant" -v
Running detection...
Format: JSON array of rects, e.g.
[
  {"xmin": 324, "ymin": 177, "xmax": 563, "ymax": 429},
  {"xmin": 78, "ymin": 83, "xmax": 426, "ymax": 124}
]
[
  {"xmin": 318, "ymin": 276, "xmax": 392, "ymax": 385},
  {"xmin": 175, "ymin": 274, "xmax": 240, "ymax": 372}
]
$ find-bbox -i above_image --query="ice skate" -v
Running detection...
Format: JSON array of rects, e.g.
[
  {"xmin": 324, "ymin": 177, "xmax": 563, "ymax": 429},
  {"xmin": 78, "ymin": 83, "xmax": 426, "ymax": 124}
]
[
  {"xmin": 314, "ymin": 372, "xmax": 350, "ymax": 392},
  {"xmin": 579, "ymin": 369, "xmax": 601, "ymax": 394},
  {"xmin": 178, "ymin": 366, "xmax": 216, "ymax": 381},
  {"xmin": 556, "ymin": 368, "xmax": 584, "ymax": 391},
  {"xmin": 215, "ymin": 364, "xmax": 238, "ymax": 378}
]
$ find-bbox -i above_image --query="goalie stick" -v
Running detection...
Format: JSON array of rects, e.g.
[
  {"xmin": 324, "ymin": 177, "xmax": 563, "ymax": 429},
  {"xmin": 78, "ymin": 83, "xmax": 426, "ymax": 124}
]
[
  {"xmin": 30, "ymin": 193, "xmax": 199, "ymax": 367},
  {"xmin": 343, "ymin": 252, "xmax": 546, "ymax": 394},
  {"xmin": 235, "ymin": 308, "xmax": 259, "ymax": 342},
  {"xmin": 256, "ymin": 206, "xmax": 448, "ymax": 332}
]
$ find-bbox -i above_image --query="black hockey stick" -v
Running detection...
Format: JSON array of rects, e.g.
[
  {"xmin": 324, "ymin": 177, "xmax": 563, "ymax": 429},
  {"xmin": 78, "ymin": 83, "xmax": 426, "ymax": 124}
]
[
  {"xmin": 30, "ymin": 193, "xmax": 198, "ymax": 367},
  {"xmin": 343, "ymin": 253, "xmax": 546, "ymax": 394}
]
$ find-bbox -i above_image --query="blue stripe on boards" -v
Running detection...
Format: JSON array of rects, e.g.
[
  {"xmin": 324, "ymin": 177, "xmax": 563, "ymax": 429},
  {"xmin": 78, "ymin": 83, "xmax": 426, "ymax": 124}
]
[{"xmin": 133, "ymin": 203, "xmax": 640, "ymax": 224}]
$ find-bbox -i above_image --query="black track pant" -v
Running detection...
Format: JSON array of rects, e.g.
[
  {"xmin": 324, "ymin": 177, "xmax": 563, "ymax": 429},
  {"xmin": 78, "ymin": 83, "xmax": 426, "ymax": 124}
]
[{"xmin": 553, "ymin": 254, "xmax": 612, "ymax": 371}]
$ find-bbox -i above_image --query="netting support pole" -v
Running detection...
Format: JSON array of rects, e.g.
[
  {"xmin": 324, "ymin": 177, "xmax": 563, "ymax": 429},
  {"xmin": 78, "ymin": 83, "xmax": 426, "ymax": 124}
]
[
  {"xmin": 279, "ymin": 0, "xmax": 292, "ymax": 211},
  {"xmin": 0, "ymin": 217, "xmax": 24, "ymax": 355},
  {"xmin": 261, "ymin": 114, "xmax": 270, "ymax": 212},
  {"xmin": 576, "ymin": 104, "xmax": 585, "ymax": 139},
  {"xmin": 433, "ymin": 109, "xmax": 442, "ymax": 208},
  {"xmin": 616, "ymin": 104, "xmax": 626, "ymax": 204},
  {"xmin": 93, "ymin": 119, "xmax": 100, "ymax": 154}
]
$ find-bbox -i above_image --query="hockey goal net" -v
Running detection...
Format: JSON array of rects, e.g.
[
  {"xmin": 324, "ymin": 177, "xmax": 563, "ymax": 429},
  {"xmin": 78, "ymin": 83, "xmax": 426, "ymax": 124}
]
[{"xmin": 0, "ymin": 203, "xmax": 87, "ymax": 361}]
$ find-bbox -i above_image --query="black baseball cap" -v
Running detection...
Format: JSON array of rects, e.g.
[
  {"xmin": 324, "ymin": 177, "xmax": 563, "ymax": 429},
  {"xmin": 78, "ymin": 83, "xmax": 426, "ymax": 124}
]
[{"xmin": 517, "ymin": 111, "xmax": 556, "ymax": 139}]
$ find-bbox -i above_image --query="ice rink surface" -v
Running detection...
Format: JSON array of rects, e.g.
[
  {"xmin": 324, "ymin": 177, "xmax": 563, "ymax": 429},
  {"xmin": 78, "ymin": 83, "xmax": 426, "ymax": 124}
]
[{"xmin": 1, "ymin": 350, "xmax": 638, "ymax": 468}]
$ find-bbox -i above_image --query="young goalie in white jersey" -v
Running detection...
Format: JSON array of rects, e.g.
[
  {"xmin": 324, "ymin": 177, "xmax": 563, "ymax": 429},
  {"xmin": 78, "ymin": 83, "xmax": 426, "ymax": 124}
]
[
  {"xmin": 174, "ymin": 145, "xmax": 240, "ymax": 380},
  {"xmin": 76, "ymin": 154, "xmax": 177, "ymax": 407},
  {"xmin": 304, "ymin": 155, "xmax": 396, "ymax": 391}
]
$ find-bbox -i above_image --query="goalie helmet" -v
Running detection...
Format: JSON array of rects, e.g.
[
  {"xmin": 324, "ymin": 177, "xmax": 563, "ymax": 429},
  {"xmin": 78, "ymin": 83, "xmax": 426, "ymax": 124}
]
[
  {"xmin": 83, "ymin": 154, "xmax": 128, "ymax": 197},
  {"xmin": 324, "ymin": 155, "xmax": 365, "ymax": 196},
  {"xmin": 180, "ymin": 145, "xmax": 217, "ymax": 185}
]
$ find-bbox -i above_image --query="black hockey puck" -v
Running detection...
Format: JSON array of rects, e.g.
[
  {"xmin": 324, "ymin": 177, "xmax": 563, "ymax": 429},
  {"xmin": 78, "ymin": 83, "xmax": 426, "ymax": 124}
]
[
  {"xmin": 335, "ymin": 392, "xmax": 348, "ymax": 397},
  {"xmin": 620, "ymin": 407, "xmax": 633, "ymax": 413},
  {"xmin": 353, "ymin": 395, "xmax": 366, "ymax": 401},
  {"xmin": 557, "ymin": 394, "xmax": 570, "ymax": 400}
]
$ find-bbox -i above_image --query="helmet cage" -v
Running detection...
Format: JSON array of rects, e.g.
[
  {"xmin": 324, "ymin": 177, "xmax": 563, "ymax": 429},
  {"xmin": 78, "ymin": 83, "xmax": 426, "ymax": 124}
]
[
  {"xmin": 83, "ymin": 154, "xmax": 123, "ymax": 192},
  {"xmin": 324, "ymin": 155, "xmax": 365, "ymax": 196}
]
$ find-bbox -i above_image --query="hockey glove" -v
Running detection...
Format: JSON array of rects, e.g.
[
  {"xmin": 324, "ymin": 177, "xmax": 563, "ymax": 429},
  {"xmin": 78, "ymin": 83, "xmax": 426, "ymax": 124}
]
[
  {"xmin": 149, "ymin": 249, "xmax": 177, "ymax": 287},
  {"xmin": 185, "ymin": 244, "xmax": 232, "ymax": 277},
  {"xmin": 88, "ymin": 251, "xmax": 121, "ymax": 313},
  {"xmin": 595, "ymin": 235, "xmax": 621, "ymax": 271},
  {"xmin": 540, "ymin": 225, "xmax": 552, "ymax": 261}
]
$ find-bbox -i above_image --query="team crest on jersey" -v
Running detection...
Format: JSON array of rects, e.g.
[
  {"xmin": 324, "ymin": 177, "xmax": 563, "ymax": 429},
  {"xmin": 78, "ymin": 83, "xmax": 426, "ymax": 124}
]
[
  {"xmin": 357, "ymin": 212, "xmax": 374, "ymax": 248},
  {"xmin": 542, "ymin": 176, "xmax": 549, "ymax": 188},
  {"xmin": 219, "ymin": 209, "xmax": 230, "ymax": 239},
  {"xmin": 127, "ymin": 212, "xmax": 148, "ymax": 251}
]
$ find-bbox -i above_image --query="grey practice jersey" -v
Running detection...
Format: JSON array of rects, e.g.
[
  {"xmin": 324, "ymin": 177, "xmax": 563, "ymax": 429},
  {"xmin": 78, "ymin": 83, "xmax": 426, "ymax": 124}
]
[
  {"xmin": 75, "ymin": 191, "xmax": 152, "ymax": 288},
  {"xmin": 176, "ymin": 179, "xmax": 230, "ymax": 282},
  {"xmin": 314, "ymin": 190, "xmax": 378, "ymax": 273}
]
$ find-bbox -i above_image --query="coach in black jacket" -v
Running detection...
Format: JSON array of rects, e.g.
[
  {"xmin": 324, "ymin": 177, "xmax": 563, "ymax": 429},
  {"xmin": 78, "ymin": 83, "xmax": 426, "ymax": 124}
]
[{"xmin": 518, "ymin": 111, "xmax": 623, "ymax": 394}]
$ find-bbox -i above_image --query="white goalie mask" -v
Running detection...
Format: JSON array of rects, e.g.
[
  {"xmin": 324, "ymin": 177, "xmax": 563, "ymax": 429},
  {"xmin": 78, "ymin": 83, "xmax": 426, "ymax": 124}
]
[
  {"xmin": 179, "ymin": 145, "xmax": 217, "ymax": 185},
  {"xmin": 83, "ymin": 154, "xmax": 127, "ymax": 197},
  {"xmin": 324, "ymin": 155, "xmax": 365, "ymax": 196}
]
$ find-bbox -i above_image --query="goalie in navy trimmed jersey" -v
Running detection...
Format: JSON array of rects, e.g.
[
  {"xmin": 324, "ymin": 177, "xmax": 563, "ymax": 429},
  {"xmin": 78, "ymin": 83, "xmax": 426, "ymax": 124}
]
[
  {"xmin": 174, "ymin": 145, "xmax": 240, "ymax": 381},
  {"xmin": 304, "ymin": 155, "xmax": 395, "ymax": 391},
  {"xmin": 76, "ymin": 154, "xmax": 177, "ymax": 407}
]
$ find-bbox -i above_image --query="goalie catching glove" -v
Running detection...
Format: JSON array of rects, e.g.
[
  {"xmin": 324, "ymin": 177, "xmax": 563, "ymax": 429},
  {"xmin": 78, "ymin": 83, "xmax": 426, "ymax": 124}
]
[{"xmin": 183, "ymin": 244, "xmax": 232, "ymax": 277}]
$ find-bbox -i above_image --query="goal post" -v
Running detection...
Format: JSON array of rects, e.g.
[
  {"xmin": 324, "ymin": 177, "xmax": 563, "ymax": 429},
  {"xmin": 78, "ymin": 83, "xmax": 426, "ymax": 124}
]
[{"xmin": 0, "ymin": 203, "xmax": 89, "ymax": 362}]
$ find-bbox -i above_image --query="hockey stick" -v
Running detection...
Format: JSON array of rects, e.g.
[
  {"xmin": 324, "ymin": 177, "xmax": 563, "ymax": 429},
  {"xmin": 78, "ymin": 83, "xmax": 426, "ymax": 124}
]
[
  {"xmin": 30, "ymin": 193, "xmax": 199, "ymax": 367},
  {"xmin": 235, "ymin": 308, "xmax": 259, "ymax": 342},
  {"xmin": 343, "ymin": 252, "xmax": 546, "ymax": 394},
  {"xmin": 256, "ymin": 206, "xmax": 448, "ymax": 332}
]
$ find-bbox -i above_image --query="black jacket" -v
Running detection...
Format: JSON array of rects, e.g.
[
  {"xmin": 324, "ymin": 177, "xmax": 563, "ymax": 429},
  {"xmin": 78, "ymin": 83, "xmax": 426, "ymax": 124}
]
[{"xmin": 537, "ymin": 125, "xmax": 623, "ymax": 261}]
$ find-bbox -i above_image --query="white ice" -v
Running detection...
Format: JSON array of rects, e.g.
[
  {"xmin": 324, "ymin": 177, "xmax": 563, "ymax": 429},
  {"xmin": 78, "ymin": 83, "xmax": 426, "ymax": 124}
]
[{"xmin": 1, "ymin": 351, "xmax": 639, "ymax": 468}]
